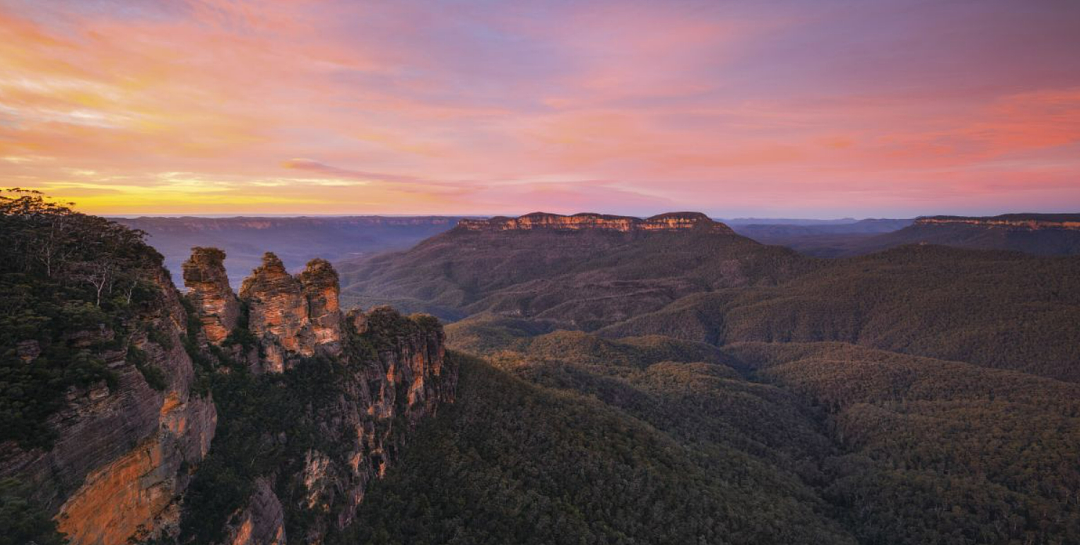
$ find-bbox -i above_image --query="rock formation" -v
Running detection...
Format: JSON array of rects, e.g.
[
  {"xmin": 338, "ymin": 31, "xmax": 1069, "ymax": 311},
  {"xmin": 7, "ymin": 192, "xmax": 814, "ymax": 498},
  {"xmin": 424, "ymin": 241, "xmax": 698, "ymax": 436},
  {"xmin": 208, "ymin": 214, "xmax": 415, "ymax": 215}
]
[
  {"xmin": 174, "ymin": 248, "xmax": 454, "ymax": 543},
  {"xmin": 222, "ymin": 478, "xmax": 286, "ymax": 545},
  {"xmin": 916, "ymin": 215, "xmax": 1080, "ymax": 231},
  {"xmin": 1, "ymin": 241, "xmax": 452, "ymax": 545},
  {"xmin": 456, "ymin": 211, "xmax": 735, "ymax": 233},
  {"xmin": 298, "ymin": 258, "xmax": 344, "ymax": 356},
  {"xmin": 0, "ymin": 269, "xmax": 217, "ymax": 545},
  {"xmin": 182, "ymin": 247, "xmax": 240, "ymax": 345},
  {"xmin": 208, "ymin": 306, "xmax": 454, "ymax": 544},
  {"xmin": 236, "ymin": 253, "xmax": 345, "ymax": 372}
]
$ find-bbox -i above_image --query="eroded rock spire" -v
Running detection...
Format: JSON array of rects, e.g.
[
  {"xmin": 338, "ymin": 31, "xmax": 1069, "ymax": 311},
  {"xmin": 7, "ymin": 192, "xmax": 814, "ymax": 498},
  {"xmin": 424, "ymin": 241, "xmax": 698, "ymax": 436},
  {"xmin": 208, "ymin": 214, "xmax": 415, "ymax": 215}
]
[
  {"xmin": 234, "ymin": 252, "xmax": 344, "ymax": 372},
  {"xmin": 182, "ymin": 247, "xmax": 240, "ymax": 345}
]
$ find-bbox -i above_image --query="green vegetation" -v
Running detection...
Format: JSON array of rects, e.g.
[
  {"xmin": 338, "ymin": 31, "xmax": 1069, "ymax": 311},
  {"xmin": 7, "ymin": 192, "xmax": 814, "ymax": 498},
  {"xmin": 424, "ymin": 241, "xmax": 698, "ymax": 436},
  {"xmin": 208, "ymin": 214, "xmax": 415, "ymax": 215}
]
[
  {"xmin": 352, "ymin": 328, "xmax": 1080, "ymax": 544},
  {"xmin": 0, "ymin": 478, "xmax": 66, "ymax": 545},
  {"xmin": 728, "ymin": 342, "xmax": 1080, "ymax": 544},
  {"xmin": 126, "ymin": 345, "xmax": 167, "ymax": 391},
  {"xmin": 338, "ymin": 225, "xmax": 810, "ymax": 328},
  {"xmin": 333, "ymin": 217, "xmax": 1080, "ymax": 544},
  {"xmin": 179, "ymin": 308, "xmax": 448, "ymax": 543},
  {"xmin": 348, "ymin": 353, "xmax": 855, "ymax": 545},
  {"xmin": 179, "ymin": 352, "xmax": 354, "ymax": 543},
  {"xmin": 0, "ymin": 189, "xmax": 168, "ymax": 448},
  {"xmin": 5, "ymin": 201, "xmax": 1079, "ymax": 544},
  {"xmin": 604, "ymin": 245, "xmax": 1080, "ymax": 381}
]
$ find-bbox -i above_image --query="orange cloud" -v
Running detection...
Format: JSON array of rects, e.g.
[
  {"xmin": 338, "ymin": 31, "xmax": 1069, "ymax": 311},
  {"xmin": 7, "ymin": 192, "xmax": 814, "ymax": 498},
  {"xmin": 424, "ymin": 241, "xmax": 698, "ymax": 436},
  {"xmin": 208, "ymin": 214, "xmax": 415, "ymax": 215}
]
[{"xmin": 1, "ymin": 0, "xmax": 1078, "ymax": 217}]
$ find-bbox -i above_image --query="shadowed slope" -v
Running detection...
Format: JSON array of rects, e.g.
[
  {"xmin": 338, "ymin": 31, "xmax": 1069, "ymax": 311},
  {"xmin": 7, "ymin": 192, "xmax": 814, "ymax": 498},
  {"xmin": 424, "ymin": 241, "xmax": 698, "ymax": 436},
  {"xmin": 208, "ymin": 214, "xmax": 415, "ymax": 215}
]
[{"xmin": 338, "ymin": 212, "xmax": 808, "ymax": 329}]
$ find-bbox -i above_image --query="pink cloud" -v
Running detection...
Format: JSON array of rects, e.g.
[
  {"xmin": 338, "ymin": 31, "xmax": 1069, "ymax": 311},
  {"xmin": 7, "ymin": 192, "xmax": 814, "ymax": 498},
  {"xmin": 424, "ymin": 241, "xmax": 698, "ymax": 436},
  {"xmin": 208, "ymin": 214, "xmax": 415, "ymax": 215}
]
[{"xmin": 1, "ymin": 0, "xmax": 1078, "ymax": 217}]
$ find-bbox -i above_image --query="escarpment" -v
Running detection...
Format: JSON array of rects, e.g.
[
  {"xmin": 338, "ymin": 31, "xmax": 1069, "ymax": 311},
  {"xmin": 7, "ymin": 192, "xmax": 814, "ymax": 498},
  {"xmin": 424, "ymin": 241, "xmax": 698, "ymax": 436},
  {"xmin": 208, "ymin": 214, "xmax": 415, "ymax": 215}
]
[
  {"xmin": 177, "ymin": 248, "xmax": 455, "ymax": 544},
  {"xmin": 456, "ymin": 211, "xmax": 735, "ymax": 233},
  {"xmin": 0, "ymin": 268, "xmax": 217, "ymax": 545},
  {"xmin": 1, "ymin": 230, "xmax": 453, "ymax": 545},
  {"xmin": 916, "ymin": 215, "xmax": 1080, "ymax": 231}
]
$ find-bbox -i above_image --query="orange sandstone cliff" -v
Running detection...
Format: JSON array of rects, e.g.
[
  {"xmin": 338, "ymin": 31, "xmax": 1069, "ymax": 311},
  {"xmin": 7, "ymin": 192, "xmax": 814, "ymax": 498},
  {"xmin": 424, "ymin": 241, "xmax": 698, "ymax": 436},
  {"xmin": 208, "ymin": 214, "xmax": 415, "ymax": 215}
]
[
  {"xmin": 456, "ymin": 211, "xmax": 735, "ymax": 234},
  {"xmin": 237, "ymin": 253, "xmax": 344, "ymax": 373},
  {"xmin": 182, "ymin": 249, "xmax": 454, "ymax": 544},
  {"xmin": 2, "ymin": 245, "xmax": 454, "ymax": 545},
  {"xmin": 182, "ymin": 247, "xmax": 241, "ymax": 345},
  {"xmin": 0, "ymin": 269, "xmax": 217, "ymax": 545}
]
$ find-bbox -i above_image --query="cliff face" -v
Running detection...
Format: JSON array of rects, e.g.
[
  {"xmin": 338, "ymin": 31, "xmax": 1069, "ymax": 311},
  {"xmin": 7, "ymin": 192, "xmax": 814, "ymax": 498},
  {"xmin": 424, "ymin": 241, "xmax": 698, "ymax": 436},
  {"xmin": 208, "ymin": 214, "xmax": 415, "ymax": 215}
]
[
  {"xmin": 176, "ymin": 249, "xmax": 455, "ymax": 544},
  {"xmin": 299, "ymin": 259, "xmax": 344, "ymax": 356},
  {"xmin": 237, "ymin": 253, "xmax": 344, "ymax": 372},
  {"xmin": 916, "ymin": 217, "xmax": 1080, "ymax": 231},
  {"xmin": 0, "ymin": 269, "xmax": 217, "ymax": 545},
  {"xmin": 183, "ymin": 247, "xmax": 240, "ymax": 345},
  {"xmin": 456, "ymin": 211, "xmax": 734, "ymax": 233},
  {"xmin": 205, "ymin": 306, "xmax": 453, "ymax": 544},
  {"xmin": 1, "ymin": 239, "xmax": 451, "ymax": 545}
]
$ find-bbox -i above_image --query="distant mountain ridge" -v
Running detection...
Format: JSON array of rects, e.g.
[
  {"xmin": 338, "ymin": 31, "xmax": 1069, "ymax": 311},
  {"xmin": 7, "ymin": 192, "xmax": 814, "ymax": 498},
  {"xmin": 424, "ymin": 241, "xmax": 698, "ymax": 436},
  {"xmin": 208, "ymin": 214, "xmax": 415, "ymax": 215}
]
[
  {"xmin": 338, "ymin": 211, "xmax": 804, "ymax": 327},
  {"xmin": 729, "ymin": 218, "xmax": 913, "ymax": 257},
  {"xmin": 841, "ymin": 212, "xmax": 1080, "ymax": 256},
  {"xmin": 728, "ymin": 213, "xmax": 1080, "ymax": 257},
  {"xmin": 915, "ymin": 213, "xmax": 1080, "ymax": 230},
  {"xmin": 339, "ymin": 211, "xmax": 1080, "ymax": 382},
  {"xmin": 116, "ymin": 215, "xmax": 465, "ymax": 287},
  {"xmin": 457, "ymin": 211, "xmax": 733, "ymax": 233}
]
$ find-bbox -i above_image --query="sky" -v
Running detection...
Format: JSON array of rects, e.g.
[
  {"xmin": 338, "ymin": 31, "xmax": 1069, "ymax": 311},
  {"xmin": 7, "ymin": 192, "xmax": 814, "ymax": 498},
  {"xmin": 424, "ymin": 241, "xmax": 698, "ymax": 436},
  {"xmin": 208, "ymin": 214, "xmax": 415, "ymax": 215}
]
[{"xmin": 1, "ymin": 0, "xmax": 1079, "ymax": 218}]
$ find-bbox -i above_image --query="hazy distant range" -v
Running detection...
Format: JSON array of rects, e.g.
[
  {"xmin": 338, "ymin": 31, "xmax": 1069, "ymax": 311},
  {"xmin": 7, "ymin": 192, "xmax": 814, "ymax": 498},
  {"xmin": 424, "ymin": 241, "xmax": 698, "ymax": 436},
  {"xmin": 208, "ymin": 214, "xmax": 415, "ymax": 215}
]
[
  {"xmin": 115, "ymin": 215, "xmax": 918, "ymax": 287},
  {"xmin": 114, "ymin": 216, "xmax": 468, "ymax": 287}
]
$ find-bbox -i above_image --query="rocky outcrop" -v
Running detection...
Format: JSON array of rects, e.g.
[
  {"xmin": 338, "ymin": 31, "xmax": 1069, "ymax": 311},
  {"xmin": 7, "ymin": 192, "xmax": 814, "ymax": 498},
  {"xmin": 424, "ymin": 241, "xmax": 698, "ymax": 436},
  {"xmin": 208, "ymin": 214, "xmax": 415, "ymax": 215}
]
[
  {"xmin": 235, "ymin": 253, "xmax": 344, "ymax": 372},
  {"xmin": 298, "ymin": 259, "xmax": 344, "ymax": 356},
  {"xmin": 176, "ymin": 250, "xmax": 453, "ymax": 543},
  {"xmin": 351, "ymin": 307, "xmax": 452, "ymax": 424},
  {"xmin": 917, "ymin": 215, "xmax": 1080, "ymax": 231},
  {"xmin": 456, "ymin": 211, "xmax": 734, "ymax": 233},
  {"xmin": 0, "ymin": 269, "xmax": 217, "ymax": 545},
  {"xmin": 208, "ymin": 305, "xmax": 454, "ymax": 544},
  {"xmin": 306, "ymin": 306, "xmax": 452, "ymax": 537},
  {"xmin": 223, "ymin": 478, "xmax": 286, "ymax": 545},
  {"xmin": 238, "ymin": 253, "xmax": 313, "ymax": 372},
  {"xmin": 183, "ymin": 247, "xmax": 241, "ymax": 345}
]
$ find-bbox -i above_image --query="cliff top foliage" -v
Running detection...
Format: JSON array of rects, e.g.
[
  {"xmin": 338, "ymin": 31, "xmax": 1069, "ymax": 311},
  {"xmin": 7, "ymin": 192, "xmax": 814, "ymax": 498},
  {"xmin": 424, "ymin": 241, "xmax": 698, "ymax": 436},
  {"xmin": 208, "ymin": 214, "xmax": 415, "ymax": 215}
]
[
  {"xmin": 0, "ymin": 189, "xmax": 167, "ymax": 448},
  {"xmin": 920, "ymin": 213, "xmax": 1080, "ymax": 223}
]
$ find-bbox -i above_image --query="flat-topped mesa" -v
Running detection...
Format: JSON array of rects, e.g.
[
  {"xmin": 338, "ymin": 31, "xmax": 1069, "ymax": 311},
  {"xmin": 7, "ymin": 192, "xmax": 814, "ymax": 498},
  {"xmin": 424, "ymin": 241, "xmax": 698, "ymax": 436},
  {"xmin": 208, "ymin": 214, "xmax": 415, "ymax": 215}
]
[
  {"xmin": 916, "ymin": 214, "xmax": 1080, "ymax": 231},
  {"xmin": 455, "ymin": 211, "xmax": 734, "ymax": 233},
  {"xmin": 238, "ymin": 253, "xmax": 344, "ymax": 372},
  {"xmin": 182, "ymin": 247, "xmax": 240, "ymax": 345}
]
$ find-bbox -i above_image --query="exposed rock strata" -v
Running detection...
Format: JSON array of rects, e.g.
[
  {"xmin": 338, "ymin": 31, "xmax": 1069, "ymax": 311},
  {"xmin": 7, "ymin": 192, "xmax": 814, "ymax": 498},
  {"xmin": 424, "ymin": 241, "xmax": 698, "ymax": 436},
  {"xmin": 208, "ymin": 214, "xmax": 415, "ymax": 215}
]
[
  {"xmin": 1, "ymin": 243, "xmax": 450, "ymax": 545},
  {"xmin": 183, "ymin": 247, "xmax": 241, "ymax": 345},
  {"xmin": 0, "ymin": 270, "xmax": 217, "ymax": 545},
  {"xmin": 212, "ymin": 305, "xmax": 454, "ymax": 544},
  {"xmin": 457, "ymin": 211, "xmax": 734, "ymax": 233},
  {"xmin": 174, "ymin": 249, "xmax": 454, "ymax": 543},
  {"xmin": 298, "ymin": 258, "xmax": 344, "ymax": 356},
  {"xmin": 236, "ymin": 253, "xmax": 345, "ymax": 372},
  {"xmin": 224, "ymin": 478, "xmax": 286, "ymax": 545},
  {"xmin": 917, "ymin": 215, "xmax": 1080, "ymax": 231}
]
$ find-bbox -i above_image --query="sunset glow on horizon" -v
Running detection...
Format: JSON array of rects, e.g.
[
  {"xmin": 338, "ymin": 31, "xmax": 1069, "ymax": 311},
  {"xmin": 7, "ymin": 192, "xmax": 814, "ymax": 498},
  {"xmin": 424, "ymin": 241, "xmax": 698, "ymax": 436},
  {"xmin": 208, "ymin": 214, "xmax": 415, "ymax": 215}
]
[{"xmin": 2, "ymin": 0, "xmax": 1079, "ymax": 218}]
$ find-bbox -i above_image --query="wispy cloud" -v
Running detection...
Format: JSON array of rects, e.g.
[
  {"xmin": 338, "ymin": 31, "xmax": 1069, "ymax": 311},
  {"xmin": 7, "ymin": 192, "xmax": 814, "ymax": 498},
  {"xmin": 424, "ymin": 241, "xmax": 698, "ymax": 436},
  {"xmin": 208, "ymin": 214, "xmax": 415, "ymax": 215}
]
[{"xmin": 1, "ymin": 0, "xmax": 1078, "ymax": 216}]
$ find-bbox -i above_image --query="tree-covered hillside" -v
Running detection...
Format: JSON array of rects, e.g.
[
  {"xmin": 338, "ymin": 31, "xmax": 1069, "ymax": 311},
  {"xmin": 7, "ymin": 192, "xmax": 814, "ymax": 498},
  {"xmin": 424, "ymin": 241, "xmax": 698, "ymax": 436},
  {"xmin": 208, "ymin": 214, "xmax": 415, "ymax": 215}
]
[
  {"xmin": 603, "ymin": 245, "xmax": 1080, "ymax": 381},
  {"xmin": 350, "ymin": 330, "xmax": 1080, "ymax": 544},
  {"xmin": 347, "ymin": 353, "xmax": 856, "ymax": 545},
  {"xmin": 0, "ymin": 189, "xmax": 170, "ymax": 448},
  {"xmin": 338, "ymin": 223, "xmax": 810, "ymax": 329}
]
